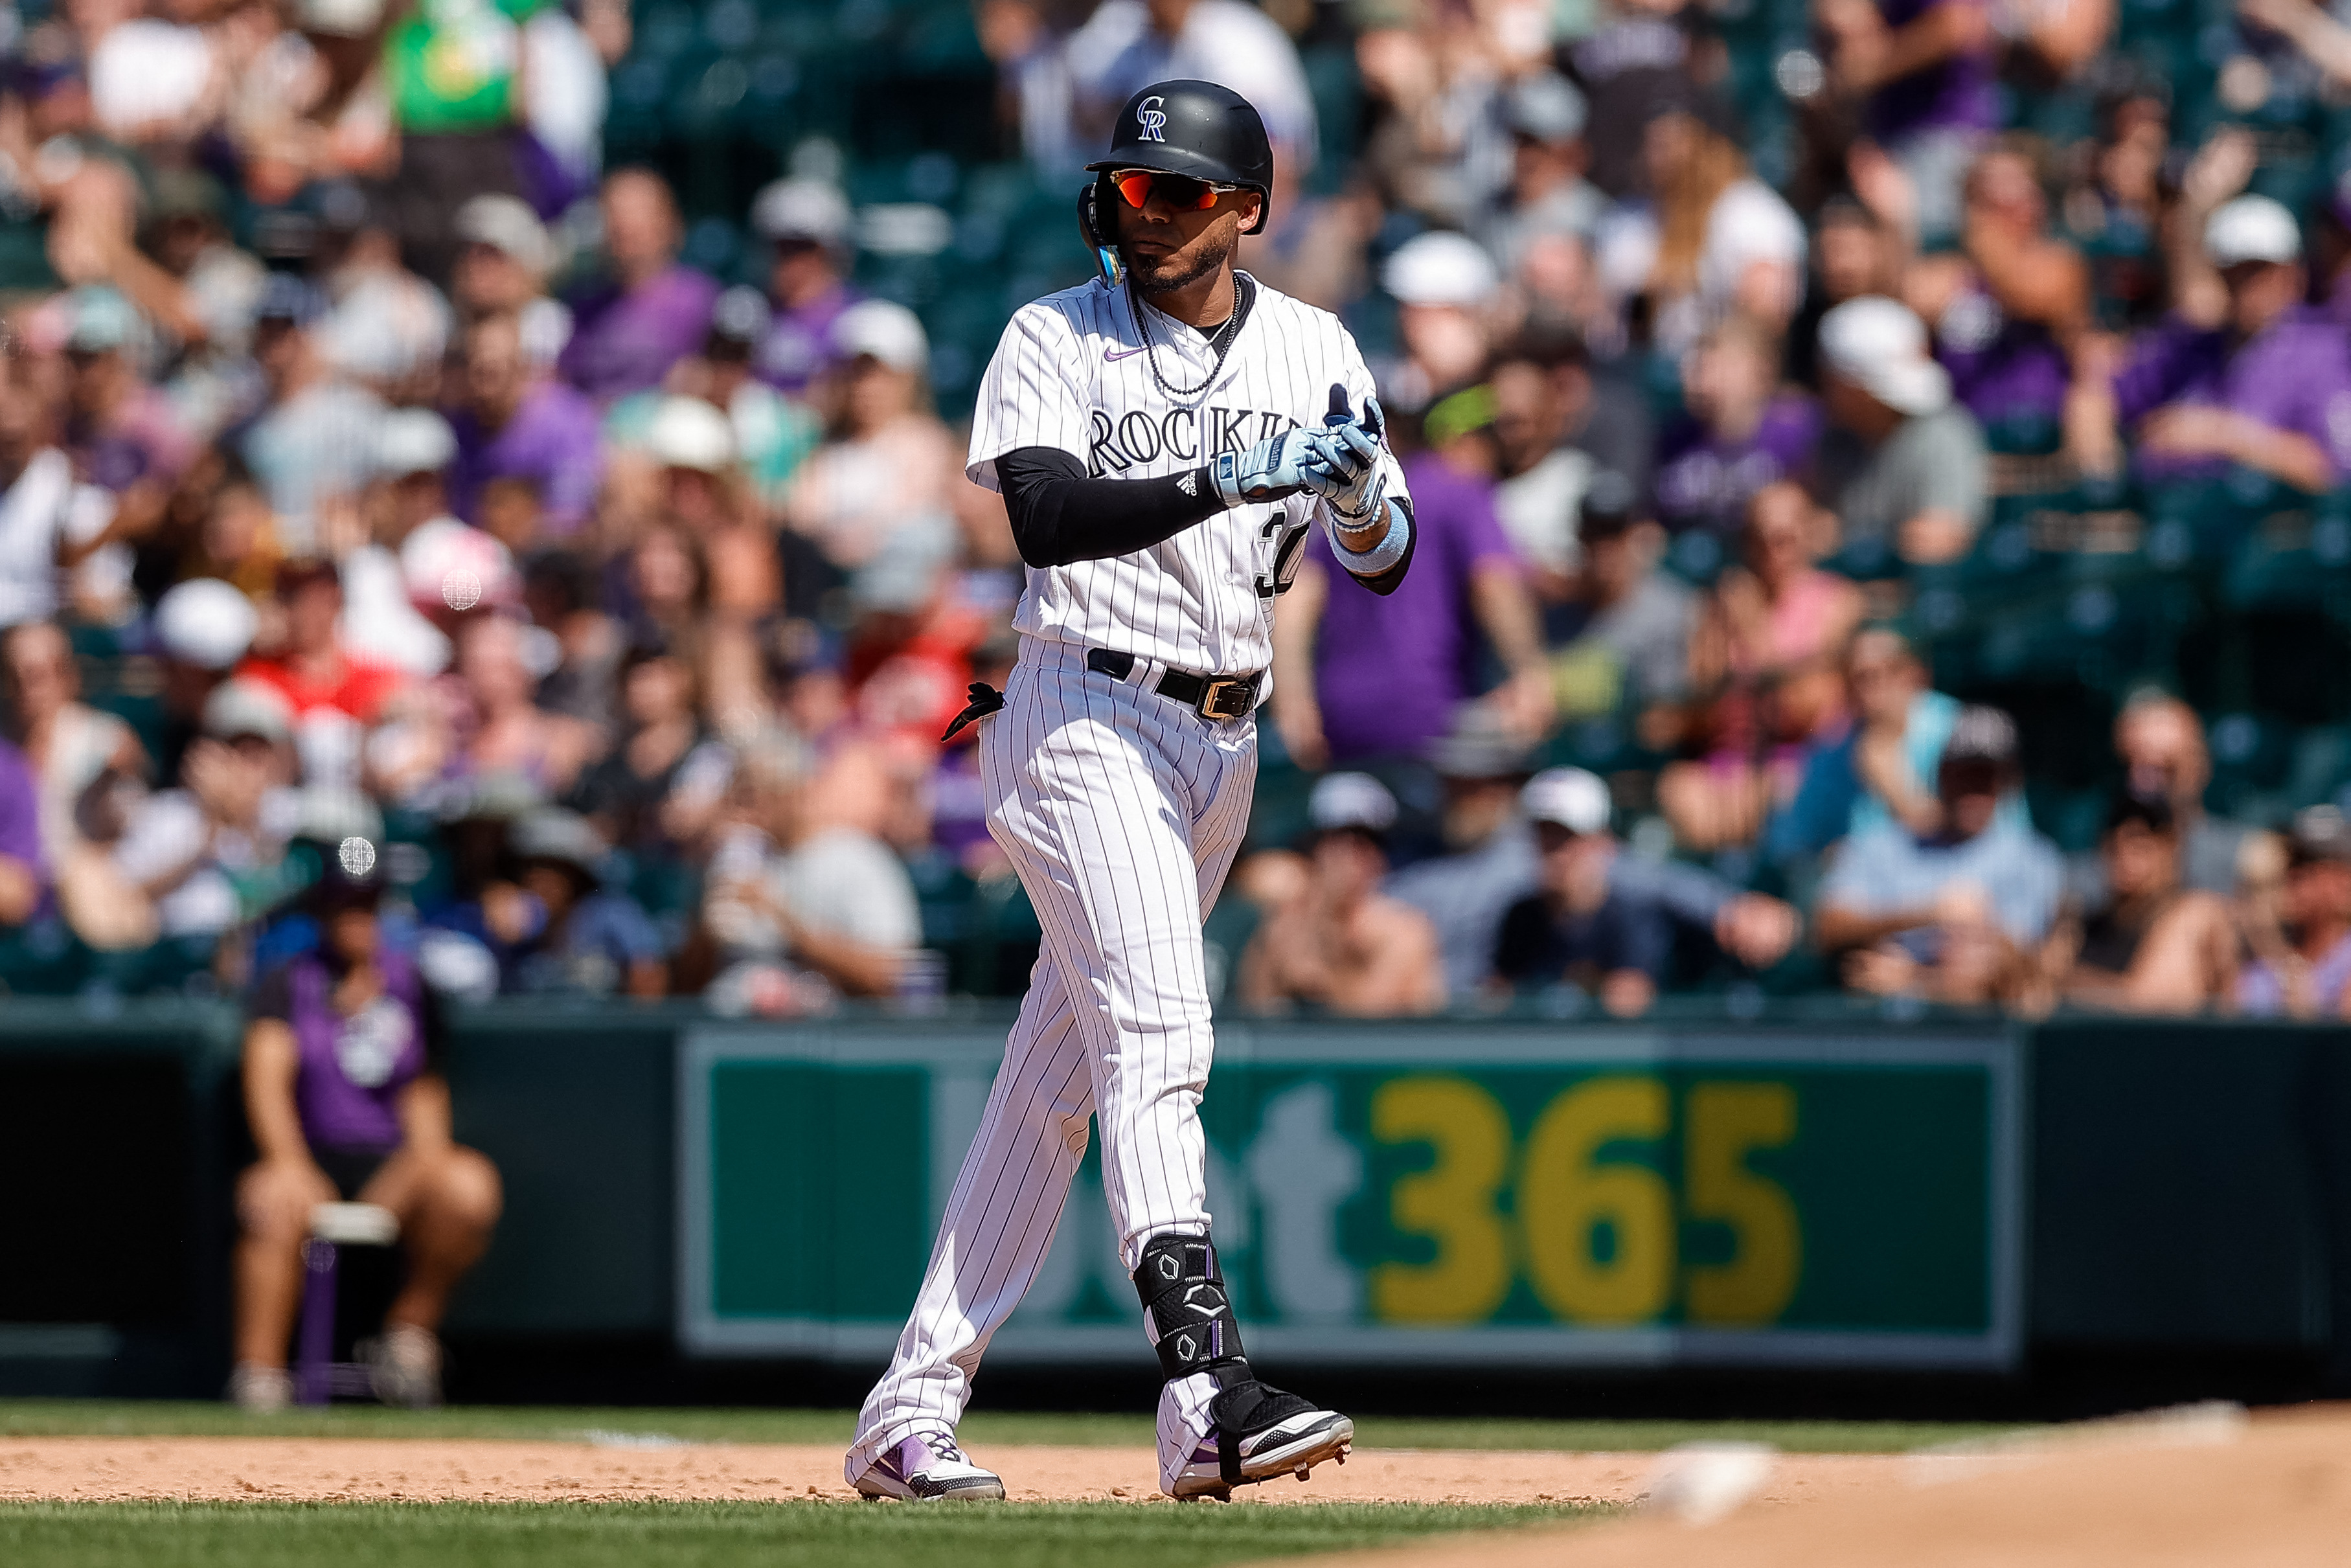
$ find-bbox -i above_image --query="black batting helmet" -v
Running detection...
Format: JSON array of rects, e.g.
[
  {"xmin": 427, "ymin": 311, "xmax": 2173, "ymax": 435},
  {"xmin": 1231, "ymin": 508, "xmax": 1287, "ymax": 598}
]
[{"xmin": 1086, "ymin": 80, "xmax": 1274, "ymax": 235}]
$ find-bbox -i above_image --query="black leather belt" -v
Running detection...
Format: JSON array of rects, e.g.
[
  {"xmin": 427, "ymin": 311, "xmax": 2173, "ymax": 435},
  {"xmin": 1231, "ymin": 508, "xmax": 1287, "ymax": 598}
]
[{"xmin": 1086, "ymin": 647, "xmax": 1262, "ymax": 720}]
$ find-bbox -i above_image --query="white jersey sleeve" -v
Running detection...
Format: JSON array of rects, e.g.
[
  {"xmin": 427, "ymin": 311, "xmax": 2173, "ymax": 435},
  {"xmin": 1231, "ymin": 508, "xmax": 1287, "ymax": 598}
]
[{"xmin": 968, "ymin": 302, "xmax": 1095, "ymax": 492}]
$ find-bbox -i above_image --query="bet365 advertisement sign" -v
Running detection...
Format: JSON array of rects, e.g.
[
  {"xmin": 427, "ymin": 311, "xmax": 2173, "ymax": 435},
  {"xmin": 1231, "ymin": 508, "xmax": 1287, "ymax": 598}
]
[{"xmin": 678, "ymin": 1025, "xmax": 2019, "ymax": 1369}]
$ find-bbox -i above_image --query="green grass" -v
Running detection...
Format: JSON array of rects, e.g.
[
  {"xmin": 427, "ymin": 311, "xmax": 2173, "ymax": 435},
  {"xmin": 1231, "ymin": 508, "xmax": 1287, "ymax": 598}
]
[
  {"xmin": 0, "ymin": 1400, "xmax": 2021, "ymax": 1453},
  {"xmin": 0, "ymin": 1499, "xmax": 1599, "ymax": 1568}
]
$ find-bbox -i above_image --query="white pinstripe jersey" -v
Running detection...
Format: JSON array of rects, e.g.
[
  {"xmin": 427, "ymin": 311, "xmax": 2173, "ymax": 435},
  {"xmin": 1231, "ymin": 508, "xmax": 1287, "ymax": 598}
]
[{"xmin": 967, "ymin": 271, "xmax": 1409, "ymax": 676}]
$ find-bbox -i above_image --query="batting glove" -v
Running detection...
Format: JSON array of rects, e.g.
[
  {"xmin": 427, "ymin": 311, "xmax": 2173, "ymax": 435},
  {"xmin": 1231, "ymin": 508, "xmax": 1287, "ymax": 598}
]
[
  {"xmin": 1212, "ymin": 427, "xmax": 1328, "ymax": 507},
  {"xmin": 1304, "ymin": 387, "xmax": 1389, "ymax": 519}
]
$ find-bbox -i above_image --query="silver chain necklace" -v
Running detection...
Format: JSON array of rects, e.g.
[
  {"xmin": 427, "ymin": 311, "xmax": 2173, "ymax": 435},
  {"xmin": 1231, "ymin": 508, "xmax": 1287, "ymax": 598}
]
[{"xmin": 1127, "ymin": 273, "xmax": 1248, "ymax": 405}]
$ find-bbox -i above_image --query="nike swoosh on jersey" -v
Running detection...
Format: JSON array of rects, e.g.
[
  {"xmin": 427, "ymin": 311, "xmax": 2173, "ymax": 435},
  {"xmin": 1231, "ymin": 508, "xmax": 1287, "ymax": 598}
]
[{"xmin": 1104, "ymin": 347, "xmax": 1146, "ymax": 361}]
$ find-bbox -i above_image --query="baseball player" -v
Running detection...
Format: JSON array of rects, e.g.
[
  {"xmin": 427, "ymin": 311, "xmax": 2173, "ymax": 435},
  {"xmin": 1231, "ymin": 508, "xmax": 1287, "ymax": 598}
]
[{"xmin": 844, "ymin": 79, "xmax": 1415, "ymax": 1503}]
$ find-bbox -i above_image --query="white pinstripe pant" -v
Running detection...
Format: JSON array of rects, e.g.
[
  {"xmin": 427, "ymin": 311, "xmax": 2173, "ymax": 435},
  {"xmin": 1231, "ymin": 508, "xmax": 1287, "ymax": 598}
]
[{"xmin": 848, "ymin": 638, "xmax": 1258, "ymax": 1471}]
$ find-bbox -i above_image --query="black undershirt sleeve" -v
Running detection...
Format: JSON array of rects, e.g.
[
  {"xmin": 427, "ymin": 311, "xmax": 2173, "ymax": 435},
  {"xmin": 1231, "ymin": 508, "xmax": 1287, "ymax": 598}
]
[{"xmin": 995, "ymin": 446, "xmax": 1224, "ymax": 568}]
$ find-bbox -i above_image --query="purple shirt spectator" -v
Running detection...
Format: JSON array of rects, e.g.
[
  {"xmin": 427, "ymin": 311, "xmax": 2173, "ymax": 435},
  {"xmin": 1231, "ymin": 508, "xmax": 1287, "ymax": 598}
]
[
  {"xmin": 448, "ymin": 380, "xmax": 606, "ymax": 534},
  {"xmin": 1866, "ymin": 0, "xmax": 1997, "ymax": 145},
  {"xmin": 1655, "ymin": 393, "xmax": 1821, "ymax": 536},
  {"xmin": 250, "ymin": 949, "xmax": 440, "ymax": 1152},
  {"xmin": 557, "ymin": 265, "xmax": 721, "ymax": 403},
  {"xmin": 1938, "ymin": 282, "xmax": 2071, "ymax": 432},
  {"xmin": 1307, "ymin": 455, "xmax": 1519, "ymax": 763},
  {"xmin": 755, "ymin": 282, "xmax": 859, "ymax": 396},
  {"xmin": 2111, "ymin": 306, "xmax": 2351, "ymax": 484}
]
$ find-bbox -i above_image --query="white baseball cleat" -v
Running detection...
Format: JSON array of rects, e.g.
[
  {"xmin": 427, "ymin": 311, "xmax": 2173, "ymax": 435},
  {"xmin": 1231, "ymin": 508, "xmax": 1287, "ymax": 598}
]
[
  {"xmin": 851, "ymin": 1431, "xmax": 1007, "ymax": 1501},
  {"xmin": 1161, "ymin": 1376, "xmax": 1353, "ymax": 1499}
]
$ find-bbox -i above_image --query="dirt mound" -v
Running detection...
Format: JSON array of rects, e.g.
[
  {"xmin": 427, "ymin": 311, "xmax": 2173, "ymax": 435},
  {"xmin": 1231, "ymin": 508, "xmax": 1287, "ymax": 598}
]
[
  {"xmin": 1287, "ymin": 1405, "xmax": 2351, "ymax": 1567},
  {"xmin": 0, "ymin": 1435, "xmax": 1905, "ymax": 1506}
]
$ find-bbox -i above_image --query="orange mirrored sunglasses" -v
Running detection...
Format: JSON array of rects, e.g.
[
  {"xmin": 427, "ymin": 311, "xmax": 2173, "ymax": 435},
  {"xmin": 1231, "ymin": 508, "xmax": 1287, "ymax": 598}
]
[{"xmin": 1111, "ymin": 168, "xmax": 1239, "ymax": 212}]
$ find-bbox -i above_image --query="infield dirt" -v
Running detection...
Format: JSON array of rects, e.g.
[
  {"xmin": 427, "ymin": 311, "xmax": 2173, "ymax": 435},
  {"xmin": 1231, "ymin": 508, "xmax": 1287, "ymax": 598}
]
[
  {"xmin": 1289, "ymin": 1403, "xmax": 2351, "ymax": 1567},
  {"xmin": 0, "ymin": 1436, "xmax": 1905, "ymax": 1506}
]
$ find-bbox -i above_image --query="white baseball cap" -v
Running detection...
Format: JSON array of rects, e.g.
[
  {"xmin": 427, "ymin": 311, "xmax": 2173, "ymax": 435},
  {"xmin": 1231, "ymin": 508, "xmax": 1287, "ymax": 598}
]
[
  {"xmin": 2205, "ymin": 194, "xmax": 2301, "ymax": 267},
  {"xmin": 375, "ymin": 408, "xmax": 457, "ymax": 479},
  {"xmin": 153, "ymin": 577, "xmax": 256, "ymax": 670},
  {"xmin": 752, "ymin": 178, "xmax": 852, "ymax": 247},
  {"xmin": 646, "ymin": 395, "xmax": 738, "ymax": 472},
  {"xmin": 1522, "ymin": 766, "xmax": 1611, "ymax": 835},
  {"xmin": 1817, "ymin": 296, "xmax": 1951, "ymax": 417},
  {"xmin": 201, "ymin": 677, "xmax": 294, "ymax": 743},
  {"xmin": 834, "ymin": 299, "xmax": 929, "ymax": 372},
  {"xmin": 1308, "ymin": 771, "xmax": 1399, "ymax": 834},
  {"xmin": 455, "ymin": 194, "xmax": 553, "ymax": 274},
  {"xmin": 1381, "ymin": 231, "xmax": 1499, "ymax": 308}
]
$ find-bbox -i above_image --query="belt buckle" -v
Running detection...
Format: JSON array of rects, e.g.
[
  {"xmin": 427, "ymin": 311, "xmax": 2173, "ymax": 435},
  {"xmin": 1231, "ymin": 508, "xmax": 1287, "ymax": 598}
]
[{"xmin": 1197, "ymin": 676, "xmax": 1251, "ymax": 720}]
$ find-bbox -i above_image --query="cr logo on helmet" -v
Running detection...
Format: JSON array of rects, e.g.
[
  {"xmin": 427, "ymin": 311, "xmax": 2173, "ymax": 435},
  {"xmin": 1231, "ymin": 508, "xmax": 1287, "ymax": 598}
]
[{"xmin": 1135, "ymin": 96, "xmax": 1168, "ymax": 141}]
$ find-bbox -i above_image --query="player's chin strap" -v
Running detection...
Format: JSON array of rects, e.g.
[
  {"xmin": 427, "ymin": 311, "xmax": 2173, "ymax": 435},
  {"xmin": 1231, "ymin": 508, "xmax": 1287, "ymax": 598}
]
[{"xmin": 1133, "ymin": 1230, "xmax": 1293, "ymax": 1488}]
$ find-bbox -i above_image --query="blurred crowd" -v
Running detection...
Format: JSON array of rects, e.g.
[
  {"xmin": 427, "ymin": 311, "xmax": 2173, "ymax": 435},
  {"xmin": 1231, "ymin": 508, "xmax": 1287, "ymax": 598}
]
[{"xmin": 5, "ymin": 0, "xmax": 2351, "ymax": 1022}]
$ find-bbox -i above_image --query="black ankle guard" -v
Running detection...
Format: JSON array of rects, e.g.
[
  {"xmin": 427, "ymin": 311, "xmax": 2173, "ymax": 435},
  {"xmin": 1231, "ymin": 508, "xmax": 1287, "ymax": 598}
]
[{"xmin": 1132, "ymin": 1232, "xmax": 1246, "ymax": 1381}]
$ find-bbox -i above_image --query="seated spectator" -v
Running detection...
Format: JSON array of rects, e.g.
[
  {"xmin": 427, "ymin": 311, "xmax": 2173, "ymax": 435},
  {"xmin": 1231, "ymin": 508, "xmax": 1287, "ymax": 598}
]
[
  {"xmin": 450, "ymin": 195, "xmax": 573, "ymax": 373},
  {"xmin": 2043, "ymin": 792, "xmax": 2236, "ymax": 1014},
  {"xmin": 4, "ymin": 617, "xmax": 153, "ymax": 948},
  {"xmin": 606, "ymin": 288, "xmax": 819, "ymax": 508},
  {"xmin": 1907, "ymin": 140, "xmax": 2087, "ymax": 447},
  {"xmin": 569, "ymin": 638, "xmax": 732, "ymax": 857},
  {"xmin": 1655, "ymin": 316, "xmax": 1822, "ymax": 540},
  {"xmin": 522, "ymin": 550, "xmax": 624, "ymax": 736},
  {"xmin": 786, "ymin": 301, "xmax": 962, "ymax": 574},
  {"xmin": 1238, "ymin": 773, "xmax": 1444, "ymax": 1016},
  {"xmin": 1610, "ymin": 93, "xmax": 1806, "ymax": 357},
  {"xmin": 1479, "ymin": 73, "xmax": 1603, "ymax": 276},
  {"xmin": 446, "ymin": 311, "xmax": 605, "ymax": 538},
  {"xmin": 701, "ymin": 744, "xmax": 924, "ymax": 1004},
  {"xmin": 454, "ymin": 807, "xmax": 666, "ymax": 997},
  {"xmin": 231, "ymin": 849, "xmax": 503, "ymax": 1412},
  {"xmin": 0, "ymin": 352, "xmax": 128, "ymax": 631},
  {"xmin": 337, "ymin": 412, "xmax": 472, "ymax": 679},
  {"xmin": 1063, "ymin": 0, "xmax": 1319, "ymax": 173},
  {"xmin": 317, "ymin": 219, "xmax": 454, "ymax": 407},
  {"xmin": 636, "ymin": 398, "xmax": 782, "ymax": 632},
  {"xmin": 1376, "ymin": 234, "xmax": 1499, "ymax": 416},
  {"xmin": 2239, "ymin": 806, "xmax": 2351, "ymax": 1018},
  {"xmin": 1491, "ymin": 767, "xmax": 1668, "ymax": 1017},
  {"xmin": 2117, "ymin": 192, "xmax": 2351, "ymax": 491},
  {"xmin": 557, "ymin": 169, "xmax": 720, "ymax": 404},
  {"xmin": 1786, "ymin": 197, "xmax": 1907, "ymax": 391},
  {"xmin": 2108, "ymin": 691, "xmax": 2260, "ymax": 894},
  {"xmin": 1659, "ymin": 483, "xmax": 1863, "ymax": 852},
  {"xmin": 1818, "ymin": 0, "xmax": 1999, "ymax": 246},
  {"xmin": 238, "ymin": 560, "xmax": 407, "ymax": 729},
  {"xmin": 448, "ymin": 615, "xmax": 601, "ymax": 799},
  {"xmin": 150, "ymin": 576, "xmax": 259, "ymax": 783},
  {"xmin": 1269, "ymin": 423, "xmax": 1549, "ymax": 771},
  {"xmin": 60, "ymin": 284, "xmax": 196, "ymax": 519},
  {"xmin": 1487, "ymin": 332, "xmax": 1653, "ymax": 602},
  {"xmin": 747, "ymin": 178, "xmax": 860, "ymax": 396},
  {"xmin": 1383, "ymin": 713, "xmax": 1543, "ymax": 1001},
  {"xmin": 237, "ymin": 276, "xmax": 385, "ymax": 558},
  {"xmin": 113, "ymin": 678, "xmax": 301, "ymax": 940},
  {"xmin": 1817, "ymin": 705, "xmax": 2064, "ymax": 1005},
  {"xmin": 1814, "ymin": 296, "xmax": 1988, "ymax": 564},
  {"xmin": 1767, "ymin": 625, "xmax": 1959, "ymax": 864},
  {"xmin": 1547, "ymin": 480, "xmax": 1695, "ymax": 729},
  {"xmin": 1567, "ymin": 0, "xmax": 1701, "ymax": 201}
]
